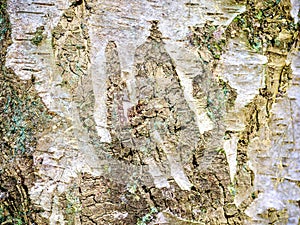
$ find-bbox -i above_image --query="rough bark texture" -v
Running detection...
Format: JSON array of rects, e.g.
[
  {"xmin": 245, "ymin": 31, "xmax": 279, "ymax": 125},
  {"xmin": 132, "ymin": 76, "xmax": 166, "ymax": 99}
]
[{"xmin": 0, "ymin": 0, "xmax": 299, "ymax": 224}]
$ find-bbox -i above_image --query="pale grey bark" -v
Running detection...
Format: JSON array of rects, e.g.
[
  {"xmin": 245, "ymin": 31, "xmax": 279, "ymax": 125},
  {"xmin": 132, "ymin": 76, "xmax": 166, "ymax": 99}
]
[{"xmin": 2, "ymin": 0, "xmax": 300, "ymax": 224}]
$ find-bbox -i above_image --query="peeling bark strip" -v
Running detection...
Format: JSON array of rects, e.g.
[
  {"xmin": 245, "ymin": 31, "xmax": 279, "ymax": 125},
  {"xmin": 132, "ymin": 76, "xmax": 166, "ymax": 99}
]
[{"xmin": 3, "ymin": 0, "xmax": 300, "ymax": 224}]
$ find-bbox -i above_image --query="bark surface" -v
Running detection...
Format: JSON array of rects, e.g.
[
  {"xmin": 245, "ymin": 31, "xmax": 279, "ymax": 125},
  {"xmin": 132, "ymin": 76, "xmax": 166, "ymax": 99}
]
[{"xmin": 0, "ymin": 0, "xmax": 299, "ymax": 224}]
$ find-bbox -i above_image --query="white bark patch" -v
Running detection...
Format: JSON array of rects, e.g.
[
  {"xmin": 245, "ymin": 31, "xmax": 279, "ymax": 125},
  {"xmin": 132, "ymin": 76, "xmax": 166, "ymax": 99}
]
[
  {"xmin": 152, "ymin": 129, "xmax": 192, "ymax": 191},
  {"xmin": 145, "ymin": 157, "xmax": 170, "ymax": 189},
  {"xmin": 223, "ymin": 133, "xmax": 238, "ymax": 183},
  {"xmin": 164, "ymin": 42, "xmax": 214, "ymax": 134},
  {"xmin": 290, "ymin": 0, "xmax": 300, "ymax": 23},
  {"xmin": 245, "ymin": 50, "xmax": 300, "ymax": 224},
  {"xmin": 218, "ymin": 38, "xmax": 267, "ymax": 111}
]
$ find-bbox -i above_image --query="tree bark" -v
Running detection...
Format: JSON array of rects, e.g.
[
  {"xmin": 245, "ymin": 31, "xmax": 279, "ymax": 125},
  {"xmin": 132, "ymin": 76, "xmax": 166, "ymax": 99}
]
[{"xmin": 0, "ymin": 0, "xmax": 299, "ymax": 224}]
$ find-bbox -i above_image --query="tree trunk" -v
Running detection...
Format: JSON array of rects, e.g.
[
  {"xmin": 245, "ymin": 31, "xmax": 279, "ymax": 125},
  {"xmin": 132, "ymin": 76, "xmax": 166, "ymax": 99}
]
[{"xmin": 0, "ymin": 0, "xmax": 299, "ymax": 224}]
